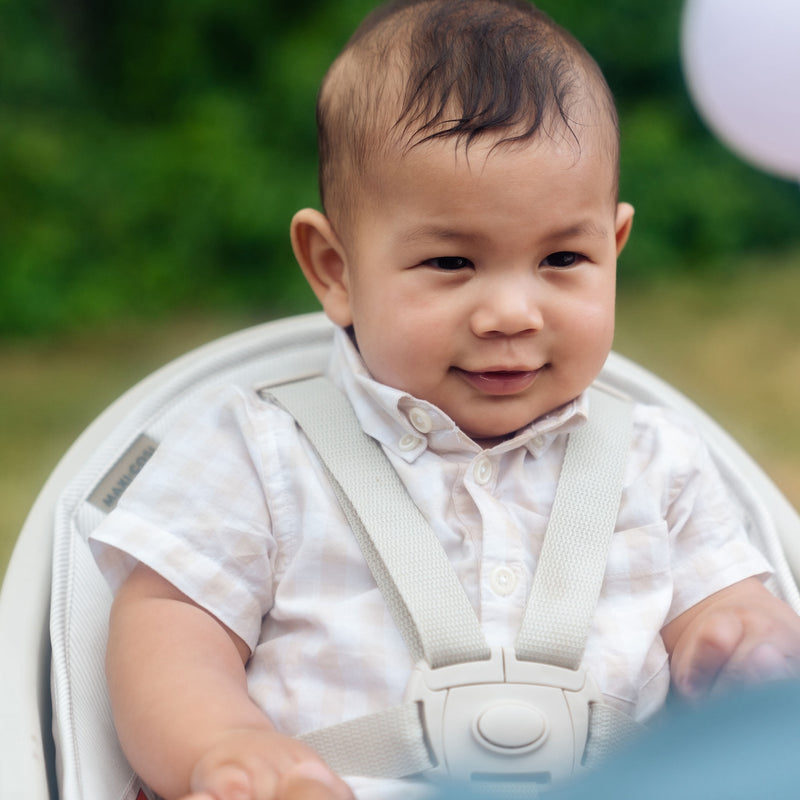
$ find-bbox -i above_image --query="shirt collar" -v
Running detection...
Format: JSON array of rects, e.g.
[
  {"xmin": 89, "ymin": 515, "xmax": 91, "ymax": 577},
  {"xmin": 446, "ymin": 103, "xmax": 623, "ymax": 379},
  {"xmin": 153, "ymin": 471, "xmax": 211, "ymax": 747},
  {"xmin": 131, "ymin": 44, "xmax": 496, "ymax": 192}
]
[{"xmin": 326, "ymin": 327, "xmax": 588, "ymax": 462}]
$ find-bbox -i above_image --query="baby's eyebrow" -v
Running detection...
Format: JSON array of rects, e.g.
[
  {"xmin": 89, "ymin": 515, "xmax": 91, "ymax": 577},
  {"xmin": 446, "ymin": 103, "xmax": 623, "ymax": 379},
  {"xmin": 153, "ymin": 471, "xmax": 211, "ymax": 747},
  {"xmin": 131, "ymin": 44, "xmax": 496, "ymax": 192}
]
[
  {"xmin": 549, "ymin": 221, "xmax": 609, "ymax": 240},
  {"xmin": 400, "ymin": 225, "xmax": 484, "ymax": 245},
  {"xmin": 401, "ymin": 220, "xmax": 609, "ymax": 245}
]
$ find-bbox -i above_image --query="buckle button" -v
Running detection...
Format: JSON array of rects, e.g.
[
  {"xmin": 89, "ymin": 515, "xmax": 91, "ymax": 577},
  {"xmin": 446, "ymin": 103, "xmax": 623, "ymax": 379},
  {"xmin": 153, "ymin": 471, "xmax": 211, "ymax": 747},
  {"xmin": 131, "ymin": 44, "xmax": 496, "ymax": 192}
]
[{"xmin": 475, "ymin": 703, "xmax": 549, "ymax": 753}]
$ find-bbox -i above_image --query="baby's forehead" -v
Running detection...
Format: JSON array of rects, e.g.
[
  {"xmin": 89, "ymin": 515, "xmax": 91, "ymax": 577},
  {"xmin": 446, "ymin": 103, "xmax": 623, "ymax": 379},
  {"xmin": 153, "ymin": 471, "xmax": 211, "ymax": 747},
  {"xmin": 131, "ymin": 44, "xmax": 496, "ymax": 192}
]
[
  {"xmin": 374, "ymin": 121, "xmax": 618, "ymax": 195},
  {"xmin": 377, "ymin": 92, "xmax": 617, "ymax": 182}
]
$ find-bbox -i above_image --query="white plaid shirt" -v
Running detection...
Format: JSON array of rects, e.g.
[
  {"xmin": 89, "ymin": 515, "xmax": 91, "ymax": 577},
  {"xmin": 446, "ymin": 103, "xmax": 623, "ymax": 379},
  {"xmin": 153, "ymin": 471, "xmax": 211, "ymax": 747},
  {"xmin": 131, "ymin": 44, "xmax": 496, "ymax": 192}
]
[{"xmin": 91, "ymin": 328, "xmax": 770, "ymax": 798}]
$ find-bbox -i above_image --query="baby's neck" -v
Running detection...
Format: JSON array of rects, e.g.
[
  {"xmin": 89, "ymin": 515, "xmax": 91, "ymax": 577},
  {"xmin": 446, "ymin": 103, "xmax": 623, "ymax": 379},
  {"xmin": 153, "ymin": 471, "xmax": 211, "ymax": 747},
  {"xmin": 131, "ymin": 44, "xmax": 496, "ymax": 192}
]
[{"xmin": 471, "ymin": 431, "xmax": 517, "ymax": 450}]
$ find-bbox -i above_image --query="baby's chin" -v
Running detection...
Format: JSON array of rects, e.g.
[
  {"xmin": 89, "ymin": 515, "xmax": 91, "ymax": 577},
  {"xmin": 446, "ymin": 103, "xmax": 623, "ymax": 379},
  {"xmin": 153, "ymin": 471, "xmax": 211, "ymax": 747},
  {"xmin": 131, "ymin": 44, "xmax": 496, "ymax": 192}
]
[{"xmin": 467, "ymin": 428, "xmax": 519, "ymax": 449}]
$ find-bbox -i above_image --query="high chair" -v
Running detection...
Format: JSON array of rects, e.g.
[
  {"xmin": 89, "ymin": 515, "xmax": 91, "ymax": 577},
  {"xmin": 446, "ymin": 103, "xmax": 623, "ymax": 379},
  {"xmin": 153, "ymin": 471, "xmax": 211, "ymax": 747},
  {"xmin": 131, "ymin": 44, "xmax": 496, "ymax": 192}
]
[{"xmin": 2, "ymin": 311, "xmax": 799, "ymax": 799}]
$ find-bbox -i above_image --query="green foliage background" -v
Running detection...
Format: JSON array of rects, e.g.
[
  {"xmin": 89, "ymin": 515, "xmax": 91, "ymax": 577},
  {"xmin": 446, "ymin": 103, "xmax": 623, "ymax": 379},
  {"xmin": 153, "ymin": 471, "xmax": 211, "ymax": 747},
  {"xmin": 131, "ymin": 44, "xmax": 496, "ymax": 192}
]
[{"xmin": 2, "ymin": 0, "xmax": 800, "ymax": 335}]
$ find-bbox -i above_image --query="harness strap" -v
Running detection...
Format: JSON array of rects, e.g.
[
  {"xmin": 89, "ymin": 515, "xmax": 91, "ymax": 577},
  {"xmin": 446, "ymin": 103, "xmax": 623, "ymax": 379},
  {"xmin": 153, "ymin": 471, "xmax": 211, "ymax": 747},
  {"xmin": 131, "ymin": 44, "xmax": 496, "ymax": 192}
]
[
  {"xmin": 270, "ymin": 379, "xmax": 632, "ymax": 670},
  {"xmin": 581, "ymin": 703, "xmax": 644, "ymax": 770},
  {"xmin": 298, "ymin": 698, "xmax": 642, "ymax": 778},
  {"xmin": 268, "ymin": 377, "xmax": 490, "ymax": 669},
  {"xmin": 515, "ymin": 388, "xmax": 634, "ymax": 668},
  {"xmin": 297, "ymin": 702, "xmax": 433, "ymax": 779},
  {"xmin": 268, "ymin": 377, "xmax": 640, "ymax": 779}
]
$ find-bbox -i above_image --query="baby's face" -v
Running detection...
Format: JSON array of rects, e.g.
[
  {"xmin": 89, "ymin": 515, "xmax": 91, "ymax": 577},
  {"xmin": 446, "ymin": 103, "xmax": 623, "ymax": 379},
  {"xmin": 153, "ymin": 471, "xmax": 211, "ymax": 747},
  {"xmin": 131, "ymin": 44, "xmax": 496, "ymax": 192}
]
[{"xmin": 336, "ymin": 133, "xmax": 632, "ymax": 445}]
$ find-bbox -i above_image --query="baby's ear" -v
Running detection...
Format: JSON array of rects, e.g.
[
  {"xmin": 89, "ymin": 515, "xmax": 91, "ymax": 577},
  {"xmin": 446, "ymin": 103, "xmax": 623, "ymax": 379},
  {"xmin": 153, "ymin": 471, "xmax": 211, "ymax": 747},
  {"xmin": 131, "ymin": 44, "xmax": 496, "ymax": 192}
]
[
  {"xmin": 290, "ymin": 209, "xmax": 353, "ymax": 327},
  {"xmin": 614, "ymin": 202, "xmax": 635, "ymax": 256}
]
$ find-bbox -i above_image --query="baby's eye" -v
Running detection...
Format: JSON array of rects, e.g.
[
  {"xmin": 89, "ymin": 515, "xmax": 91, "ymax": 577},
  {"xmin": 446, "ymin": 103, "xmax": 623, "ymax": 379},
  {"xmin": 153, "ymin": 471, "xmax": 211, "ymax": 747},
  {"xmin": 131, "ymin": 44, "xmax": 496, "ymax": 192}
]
[
  {"xmin": 541, "ymin": 251, "xmax": 580, "ymax": 268},
  {"xmin": 424, "ymin": 256, "xmax": 474, "ymax": 271}
]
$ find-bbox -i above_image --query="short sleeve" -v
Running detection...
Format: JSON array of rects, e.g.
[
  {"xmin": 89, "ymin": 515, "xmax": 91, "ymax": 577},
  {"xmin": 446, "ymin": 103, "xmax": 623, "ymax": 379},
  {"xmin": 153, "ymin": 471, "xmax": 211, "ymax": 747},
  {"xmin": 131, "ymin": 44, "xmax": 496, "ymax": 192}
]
[
  {"xmin": 657, "ymin": 409, "xmax": 773, "ymax": 622},
  {"xmin": 89, "ymin": 384, "xmax": 278, "ymax": 651}
]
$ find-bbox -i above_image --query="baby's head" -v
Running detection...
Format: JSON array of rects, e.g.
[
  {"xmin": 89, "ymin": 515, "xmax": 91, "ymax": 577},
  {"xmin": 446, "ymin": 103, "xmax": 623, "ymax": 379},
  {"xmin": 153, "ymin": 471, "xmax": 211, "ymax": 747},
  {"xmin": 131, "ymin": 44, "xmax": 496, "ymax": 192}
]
[
  {"xmin": 317, "ymin": 0, "xmax": 620, "ymax": 234},
  {"xmin": 292, "ymin": 0, "xmax": 634, "ymax": 444}
]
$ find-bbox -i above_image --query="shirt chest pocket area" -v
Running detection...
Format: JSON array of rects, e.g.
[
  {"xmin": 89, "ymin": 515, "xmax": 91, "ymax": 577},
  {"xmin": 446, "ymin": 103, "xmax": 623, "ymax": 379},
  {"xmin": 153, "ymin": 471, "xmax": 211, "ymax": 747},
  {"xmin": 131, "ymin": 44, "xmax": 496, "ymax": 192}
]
[
  {"xmin": 602, "ymin": 521, "xmax": 672, "ymax": 597},
  {"xmin": 591, "ymin": 522, "xmax": 674, "ymax": 713}
]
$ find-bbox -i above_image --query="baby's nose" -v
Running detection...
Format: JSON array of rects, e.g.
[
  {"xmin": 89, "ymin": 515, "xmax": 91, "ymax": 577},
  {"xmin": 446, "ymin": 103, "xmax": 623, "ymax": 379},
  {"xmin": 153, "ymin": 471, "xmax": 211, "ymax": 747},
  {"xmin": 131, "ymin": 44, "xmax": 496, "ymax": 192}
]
[{"xmin": 471, "ymin": 281, "xmax": 544, "ymax": 337}]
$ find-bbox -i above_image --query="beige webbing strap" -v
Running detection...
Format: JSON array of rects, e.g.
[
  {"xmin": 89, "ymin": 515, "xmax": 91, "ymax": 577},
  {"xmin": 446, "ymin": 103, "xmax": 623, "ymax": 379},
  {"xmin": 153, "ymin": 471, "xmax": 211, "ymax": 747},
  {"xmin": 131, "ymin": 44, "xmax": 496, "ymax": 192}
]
[
  {"xmin": 298, "ymin": 702, "xmax": 433, "ymax": 778},
  {"xmin": 515, "ymin": 389, "xmax": 634, "ymax": 668},
  {"xmin": 270, "ymin": 378, "xmax": 639, "ymax": 781},
  {"xmin": 582, "ymin": 703, "xmax": 643, "ymax": 770},
  {"xmin": 268, "ymin": 377, "xmax": 491, "ymax": 670},
  {"xmin": 299, "ymin": 700, "xmax": 643, "ymax": 782}
]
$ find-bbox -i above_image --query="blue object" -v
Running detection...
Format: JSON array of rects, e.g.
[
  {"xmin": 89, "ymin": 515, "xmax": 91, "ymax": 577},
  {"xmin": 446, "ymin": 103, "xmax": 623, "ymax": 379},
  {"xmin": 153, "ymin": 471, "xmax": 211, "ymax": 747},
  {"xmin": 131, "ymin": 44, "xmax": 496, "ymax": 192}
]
[{"xmin": 432, "ymin": 681, "xmax": 800, "ymax": 799}]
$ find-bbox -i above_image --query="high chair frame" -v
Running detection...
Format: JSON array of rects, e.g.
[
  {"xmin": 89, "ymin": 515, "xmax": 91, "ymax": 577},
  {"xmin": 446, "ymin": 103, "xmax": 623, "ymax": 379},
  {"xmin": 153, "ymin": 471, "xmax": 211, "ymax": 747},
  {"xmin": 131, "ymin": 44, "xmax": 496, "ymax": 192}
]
[{"xmin": 2, "ymin": 311, "xmax": 799, "ymax": 799}]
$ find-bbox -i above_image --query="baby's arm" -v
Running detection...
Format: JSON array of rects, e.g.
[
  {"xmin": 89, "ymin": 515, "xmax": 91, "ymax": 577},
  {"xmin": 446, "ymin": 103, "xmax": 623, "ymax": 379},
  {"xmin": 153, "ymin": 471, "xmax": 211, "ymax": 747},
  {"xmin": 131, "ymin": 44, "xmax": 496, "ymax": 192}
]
[
  {"xmin": 662, "ymin": 576, "xmax": 800, "ymax": 699},
  {"xmin": 106, "ymin": 564, "xmax": 353, "ymax": 800}
]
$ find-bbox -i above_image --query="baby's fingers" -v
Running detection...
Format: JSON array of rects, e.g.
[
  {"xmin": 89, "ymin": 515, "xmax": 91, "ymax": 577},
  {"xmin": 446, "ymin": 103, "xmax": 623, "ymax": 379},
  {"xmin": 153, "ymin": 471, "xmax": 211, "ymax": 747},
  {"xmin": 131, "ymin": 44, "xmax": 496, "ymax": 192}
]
[
  {"xmin": 185, "ymin": 763, "xmax": 262, "ymax": 800},
  {"xmin": 671, "ymin": 613, "xmax": 745, "ymax": 698},
  {"xmin": 186, "ymin": 759, "xmax": 354, "ymax": 800},
  {"xmin": 281, "ymin": 762, "xmax": 355, "ymax": 800},
  {"xmin": 717, "ymin": 642, "xmax": 797, "ymax": 689}
]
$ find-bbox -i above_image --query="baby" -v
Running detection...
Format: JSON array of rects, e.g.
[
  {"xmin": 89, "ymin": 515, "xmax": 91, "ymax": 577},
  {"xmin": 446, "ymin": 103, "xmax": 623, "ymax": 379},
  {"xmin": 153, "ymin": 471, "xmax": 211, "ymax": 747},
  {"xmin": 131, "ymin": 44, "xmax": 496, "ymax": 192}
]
[{"xmin": 91, "ymin": 2, "xmax": 800, "ymax": 799}]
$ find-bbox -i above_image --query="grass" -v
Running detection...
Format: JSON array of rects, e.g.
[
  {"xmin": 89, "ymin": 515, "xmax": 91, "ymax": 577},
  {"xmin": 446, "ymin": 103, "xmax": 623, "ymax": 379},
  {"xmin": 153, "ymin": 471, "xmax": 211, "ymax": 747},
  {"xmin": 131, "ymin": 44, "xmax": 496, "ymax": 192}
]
[
  {"xmin": 0, "ymin": 313, "xmax": 255, "ymax": 577},
  {"xmin": 2, "ymin": 259, "xmax": 800, "ymax": 578},
  {"xmin": 614, "ymin": 260, "xmax": 800, "ymax": 505}
]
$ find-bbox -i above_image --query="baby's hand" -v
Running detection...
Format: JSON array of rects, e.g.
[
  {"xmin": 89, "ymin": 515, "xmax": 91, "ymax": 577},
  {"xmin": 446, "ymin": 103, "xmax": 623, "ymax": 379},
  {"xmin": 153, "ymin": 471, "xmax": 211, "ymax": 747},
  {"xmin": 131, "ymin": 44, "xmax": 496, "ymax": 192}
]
[
  {"xmin": 666, "ymin": 577, "xmax": 800, "ymax": 700},
  {"xmin": 181, "ymin": 728, "xmax": 354, "ymax": 800}
]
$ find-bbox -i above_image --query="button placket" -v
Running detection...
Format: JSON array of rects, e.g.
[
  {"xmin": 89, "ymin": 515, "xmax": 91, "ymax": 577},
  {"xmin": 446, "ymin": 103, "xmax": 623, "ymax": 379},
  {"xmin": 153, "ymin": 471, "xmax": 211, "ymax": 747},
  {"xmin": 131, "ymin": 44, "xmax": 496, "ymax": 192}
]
[
  {"xmin": 408, "ymin": 407, "xmax": 433, "ymax": 434},
  {"xmin": 398, "ymin": 433, "xmax": 423, "ymax": 452},
  {"xmin": 489, "ymin": 565, "xmax": 518, "ymax": 597},
  {"xmin": 473, "ymin": 456, "xmax": 494, "ymax": 486}
]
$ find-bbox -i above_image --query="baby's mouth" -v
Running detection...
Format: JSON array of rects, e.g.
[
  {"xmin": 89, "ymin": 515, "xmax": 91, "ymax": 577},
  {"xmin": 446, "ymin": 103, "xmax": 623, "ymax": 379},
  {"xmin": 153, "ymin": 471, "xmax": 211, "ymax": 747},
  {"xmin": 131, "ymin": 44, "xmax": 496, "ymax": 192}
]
[{"xmin": 455, "ymin": 367, "xmax": 544, "ymax": 396}]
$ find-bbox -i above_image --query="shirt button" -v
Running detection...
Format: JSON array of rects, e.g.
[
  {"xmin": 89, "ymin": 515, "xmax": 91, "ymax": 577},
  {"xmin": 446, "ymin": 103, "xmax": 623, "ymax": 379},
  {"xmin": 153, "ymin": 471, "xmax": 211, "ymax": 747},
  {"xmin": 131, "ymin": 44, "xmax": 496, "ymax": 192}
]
[
  {"xmin": 409, "ymin": 407, "xmax": 433, "ymax": 434},
  {"xmin": 398, "ymin": 433, "xmax": 422, "ymax": 452},
  {"xmin": 490, "ymin": 565, "xmax": 518, "ymax": 597},
  {"xmin": 473, "ymin": 456, "xmax": 494, "ymax": 485},
  {"xmin": 531, "ymin": 435, "xmax": 546, "ymax": 451}
]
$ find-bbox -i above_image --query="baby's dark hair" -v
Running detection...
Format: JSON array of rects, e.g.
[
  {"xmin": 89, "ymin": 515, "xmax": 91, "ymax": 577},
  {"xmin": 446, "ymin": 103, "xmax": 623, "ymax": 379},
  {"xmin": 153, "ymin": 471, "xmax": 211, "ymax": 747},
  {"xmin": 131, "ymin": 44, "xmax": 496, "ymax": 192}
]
[{"xmin": 318, "ymin": 0, "xmax": 619, "ymax": 230}]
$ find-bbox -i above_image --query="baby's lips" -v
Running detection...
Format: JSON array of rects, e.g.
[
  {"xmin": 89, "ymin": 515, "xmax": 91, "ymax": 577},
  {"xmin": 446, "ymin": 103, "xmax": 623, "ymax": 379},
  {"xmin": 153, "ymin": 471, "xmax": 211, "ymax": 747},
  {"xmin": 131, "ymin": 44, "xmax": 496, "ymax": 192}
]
[{"xmin": 456, "ymin": 366, "xmax": 542, "ymax": 396}]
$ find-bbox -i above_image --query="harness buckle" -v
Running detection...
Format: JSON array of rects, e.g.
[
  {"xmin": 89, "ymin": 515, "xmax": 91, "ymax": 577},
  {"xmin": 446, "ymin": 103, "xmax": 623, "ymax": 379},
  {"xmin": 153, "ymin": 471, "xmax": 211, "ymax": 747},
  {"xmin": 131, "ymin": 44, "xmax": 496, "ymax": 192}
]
[{"xmin": 405, "ymin": 647, "xmax": 601, "ymax": 785}]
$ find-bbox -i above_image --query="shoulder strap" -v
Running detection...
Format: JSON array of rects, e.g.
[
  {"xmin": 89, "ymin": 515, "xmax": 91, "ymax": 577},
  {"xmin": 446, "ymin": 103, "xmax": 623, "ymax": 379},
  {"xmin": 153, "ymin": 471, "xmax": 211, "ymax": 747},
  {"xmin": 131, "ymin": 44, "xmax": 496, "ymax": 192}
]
[
  {"xmin": 514, "ymin": 388, "xmax": 634, "ymax": 668},
  {"xmin": 269, "ymin": 378, "xmax": 639, "ymax": 779},
  {"xmin": 267, "ymin": 377, "xmax": 491, "ymax": 669},
  {"xmin": 268, "ymin": 379, "xmax": 633, "ymax": 672}
]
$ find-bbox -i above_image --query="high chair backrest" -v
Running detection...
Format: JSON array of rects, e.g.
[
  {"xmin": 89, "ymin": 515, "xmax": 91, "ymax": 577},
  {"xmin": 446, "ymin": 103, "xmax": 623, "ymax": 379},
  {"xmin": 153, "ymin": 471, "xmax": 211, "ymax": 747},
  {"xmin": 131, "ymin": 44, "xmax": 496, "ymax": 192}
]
[{"xmin": 2, "ymin": 311, "xmax": 799, "ymax": 799}]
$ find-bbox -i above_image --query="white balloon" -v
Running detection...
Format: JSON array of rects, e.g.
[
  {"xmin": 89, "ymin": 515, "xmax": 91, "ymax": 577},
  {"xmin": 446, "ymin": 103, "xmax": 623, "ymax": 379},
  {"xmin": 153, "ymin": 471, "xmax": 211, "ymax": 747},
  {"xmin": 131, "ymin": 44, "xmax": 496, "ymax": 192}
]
[{"xmin": 681, "ymin": 0, "xmax": 800, "ymax": 180}]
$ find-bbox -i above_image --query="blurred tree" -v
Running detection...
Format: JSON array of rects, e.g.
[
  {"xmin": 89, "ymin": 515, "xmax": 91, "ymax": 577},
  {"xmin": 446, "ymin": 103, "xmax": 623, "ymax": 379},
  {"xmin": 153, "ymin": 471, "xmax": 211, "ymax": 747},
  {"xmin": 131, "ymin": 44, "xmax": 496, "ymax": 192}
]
[
  {"xmin": 536, "ymin": 0, "xmax": 800, "ymax": 281},
  {"xmin": 1, "ymin": 0, "xmax": 798, "ymax": 335}
]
